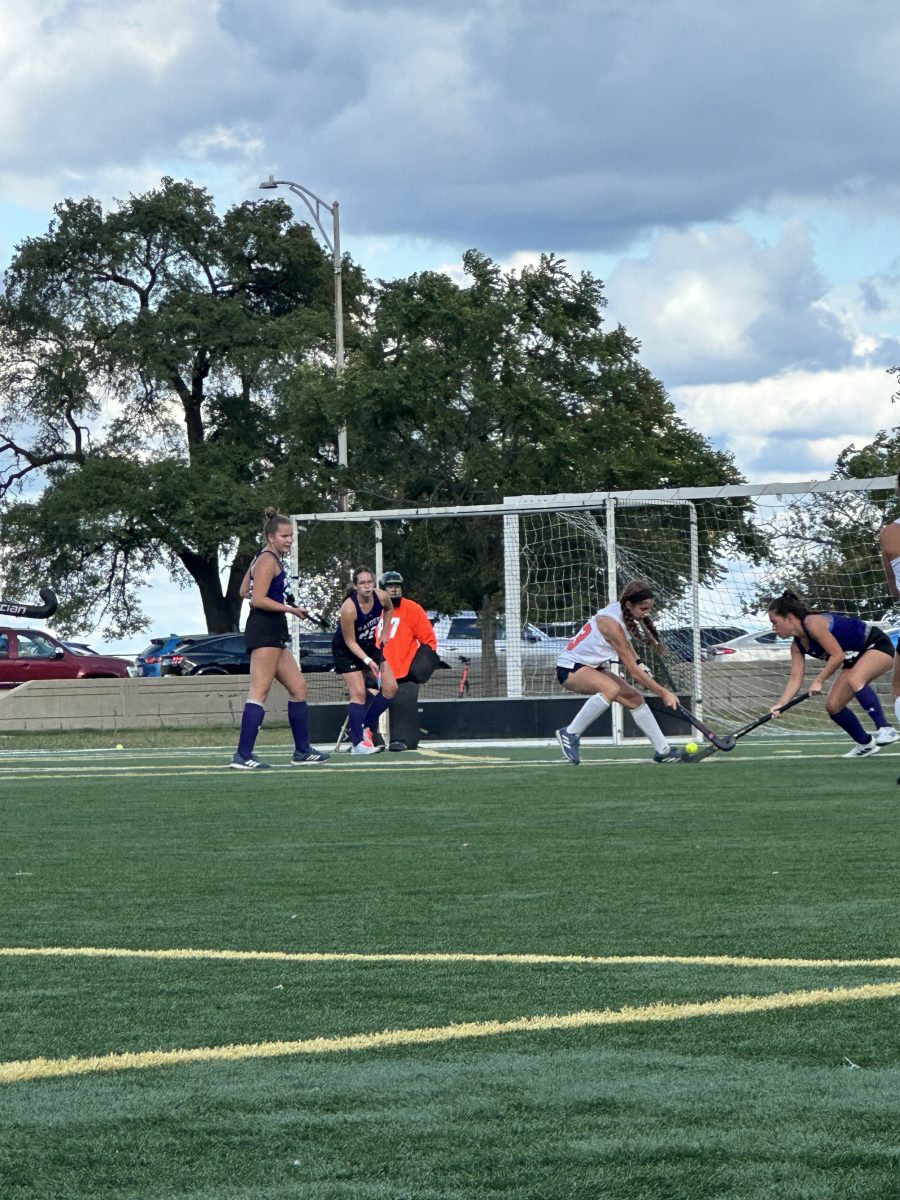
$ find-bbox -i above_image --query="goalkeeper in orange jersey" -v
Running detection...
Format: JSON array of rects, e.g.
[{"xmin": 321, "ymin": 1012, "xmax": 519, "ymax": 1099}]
[{"xmin": 377, "ymin": 571, "xmax": 440, "ymax": 751}]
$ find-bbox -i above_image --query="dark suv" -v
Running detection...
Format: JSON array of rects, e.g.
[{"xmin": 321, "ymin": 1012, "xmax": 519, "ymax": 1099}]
[
  {"xmin": 160, "ymin": 634, "xmax": 249, "ymax": 676},
  {"xmin": 160, "ymin": 633, "xmax": 334, "ymax": 676},
  {"xmin": 0, "ymin": 627, "xmax": 131, "ymax": 689}
]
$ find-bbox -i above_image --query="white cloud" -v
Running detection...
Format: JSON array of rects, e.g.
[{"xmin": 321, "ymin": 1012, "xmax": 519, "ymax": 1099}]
[
  {"xmin": 603, "ymin": 221, "xmax": 900, "ymax": 388},
  {"xmin": 672, "ymin": 366, "xmax": 898, "ymax": 480}
]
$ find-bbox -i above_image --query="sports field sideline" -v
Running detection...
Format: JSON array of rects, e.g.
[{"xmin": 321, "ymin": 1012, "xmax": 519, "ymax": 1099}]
[{"xmin": 2, "ymin": 731, "xmax": 899, "ymax": 1198}]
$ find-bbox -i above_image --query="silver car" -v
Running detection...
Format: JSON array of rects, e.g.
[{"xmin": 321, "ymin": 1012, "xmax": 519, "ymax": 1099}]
[{"xmin": 703, "ymin": 628, "xmax": 795, "ymax": 663}]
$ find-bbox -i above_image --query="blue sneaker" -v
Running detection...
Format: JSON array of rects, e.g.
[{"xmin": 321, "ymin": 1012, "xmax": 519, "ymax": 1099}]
[
  {"xmin": 653, "ymin": 747, "xmax": 682, "ymax": 763},
  {"xmin": 291, "ymin": 748, "xmax": 330, "ymax": 765},
  {"xmin": 229, "ymin": 753, "xmax": 272, "ymax": 770},
  {"xmin": 556, "ymin": 727, "xmax": 580, "ymax": 765}
]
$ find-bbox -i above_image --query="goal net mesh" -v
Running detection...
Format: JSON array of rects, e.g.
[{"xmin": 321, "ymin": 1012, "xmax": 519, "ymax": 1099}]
[{"xmin": 517, "ymin": 482, "xmax": 897, "ymax": 735}]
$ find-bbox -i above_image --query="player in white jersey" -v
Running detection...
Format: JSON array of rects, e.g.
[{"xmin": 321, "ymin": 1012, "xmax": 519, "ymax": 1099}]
[
  {"xmin": 877, "ymin": 477, "xmax": 900, "ymax": 737},
  {"xmin": 555, "ymin": 580, "xmax": 681, "ymax": 765}
]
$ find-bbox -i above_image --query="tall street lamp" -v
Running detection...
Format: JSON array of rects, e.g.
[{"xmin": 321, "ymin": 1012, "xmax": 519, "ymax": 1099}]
[{"xmin": 258, "ymin": 176, "xmax": 347, "ymax": 469}]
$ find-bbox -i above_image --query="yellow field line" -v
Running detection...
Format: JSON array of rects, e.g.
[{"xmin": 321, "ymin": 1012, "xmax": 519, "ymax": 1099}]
[
  {"xmin": 4, "ymin": 945, "xmax": 900, "ymax": 969},
  {"xmin": 3, "ymin": 979, "xmax": 898, "ymax": 1085}
]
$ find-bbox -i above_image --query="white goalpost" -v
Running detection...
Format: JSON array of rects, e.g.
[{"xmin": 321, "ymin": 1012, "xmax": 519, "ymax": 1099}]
[{"xmin": 292, "ymin": 475, "xmax": 898, "ymax": 744}]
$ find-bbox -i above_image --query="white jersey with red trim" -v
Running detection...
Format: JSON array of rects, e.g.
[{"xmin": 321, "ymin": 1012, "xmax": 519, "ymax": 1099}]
[{"xmin": 557, "ymin": 601, "xmax": 629, "ymax": 669}]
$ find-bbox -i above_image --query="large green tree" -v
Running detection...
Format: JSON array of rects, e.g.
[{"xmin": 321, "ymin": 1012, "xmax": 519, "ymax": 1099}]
[
  {"xmin": 300, "ymin": 251, "xmax": 762, "ymax": 684},
  {"xmin": 0, "ymin": 178, "xmax": 359, "ymax": 636}
]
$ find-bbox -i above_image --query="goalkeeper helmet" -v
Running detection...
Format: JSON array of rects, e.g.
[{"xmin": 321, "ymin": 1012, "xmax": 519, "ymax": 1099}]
[{"xmin": 379, "ymin": 571, "xmax": 404, "ymax": 588}]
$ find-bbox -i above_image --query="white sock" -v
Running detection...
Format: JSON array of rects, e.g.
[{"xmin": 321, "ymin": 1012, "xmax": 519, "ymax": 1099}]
[
  {"xmin": 631, "ymin": 702, "xmax": 669, "ymax": 753},
  {"xmin": 567, "ymin": 693, "xmax": 611, "ymax": 736},
  {"xmin": 894, "ymin": 697, "xmax": 900, "ymax": 724}
]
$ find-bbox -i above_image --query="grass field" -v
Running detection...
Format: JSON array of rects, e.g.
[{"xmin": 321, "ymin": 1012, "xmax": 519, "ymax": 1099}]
[{"xmin": 2, "ymin": 730, "xmax": 900, "ymax": 1199}]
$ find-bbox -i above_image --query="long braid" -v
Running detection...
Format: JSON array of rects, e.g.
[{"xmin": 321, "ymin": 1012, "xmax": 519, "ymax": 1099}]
[{"xmin": 638, "ymin": 612, "xmax": 663, "ymax": 652}]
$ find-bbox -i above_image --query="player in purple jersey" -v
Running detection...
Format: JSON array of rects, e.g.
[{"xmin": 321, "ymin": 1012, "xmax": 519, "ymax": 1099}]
[
  {"xmin": 333, "ymin": 566, "xmax": 398, "ymax": 754},
  {"xmin": 230, "ymin": 507, "xmax": 330, "ymax": 769},
  {"xmin": 768, "ymin": 590, "xmax": 895, "ymax": 758}
]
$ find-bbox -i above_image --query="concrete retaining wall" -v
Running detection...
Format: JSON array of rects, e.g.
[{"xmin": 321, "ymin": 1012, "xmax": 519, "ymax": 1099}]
[{"xmin": 0, "ymin": 677, "xmax": 271, "ymax": 732}]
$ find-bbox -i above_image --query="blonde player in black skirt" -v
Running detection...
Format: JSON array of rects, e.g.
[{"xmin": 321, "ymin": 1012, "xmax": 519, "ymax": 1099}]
[{"xmin": 230, "ymin": 508, "xmax": 329, "ymax": 769}]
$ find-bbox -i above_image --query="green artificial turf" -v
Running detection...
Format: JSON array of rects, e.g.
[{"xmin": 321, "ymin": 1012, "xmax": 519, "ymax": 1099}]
[{"xmin": 1, "ymin": 737, "xmax": 899, "ymax": 1198}]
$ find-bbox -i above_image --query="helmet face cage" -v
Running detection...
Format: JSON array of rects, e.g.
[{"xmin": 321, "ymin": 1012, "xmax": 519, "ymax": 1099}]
[{"xmin": 379, "ymin": 571, "xmax": 404, "ymax": 588}]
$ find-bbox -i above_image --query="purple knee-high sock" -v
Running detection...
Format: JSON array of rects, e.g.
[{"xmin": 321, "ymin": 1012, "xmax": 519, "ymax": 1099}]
[
  {"xmin": 237, "ymin": 701, "xmax": 265, "ymax": 759},
  {"xmin": 830, "ymin": 706, "xmax": 872, "ymax": 746},
  {"xmin": 348, "ymin": 702, "xmax": 367, "ymax": 744},
  {"xmin": 364, "ymin": 690, "xmax": 391, "ymax": 730},
  {"xmin": 855, "ymin": 684, "xmax": 888, "ymax": 729},
  {"xmin": 288, "ymin": 700, "xmax": 311, "ymax": 753}
]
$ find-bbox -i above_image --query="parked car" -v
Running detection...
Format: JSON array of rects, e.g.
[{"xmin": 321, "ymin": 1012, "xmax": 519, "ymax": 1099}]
[
  {"xmin": 0, "ymin": 627, "xmax": 131, "ymax": 689},
  {"xmin": 160, "ymin": 634, "xmax": 248, "ymax": 676},
  {"xmin": 160, "ymin": 632, "xmax": 335, "ymax": 676},
  {"xmin": 703, "ymin": 628, "xmax": 795, "ymax": 663},
  {"xmin": 296, "ymin": 634, "xmax": 335, "ymax": 673},
  {"xmin": 660, "ymin": 624, "xmax": 753, "ymax": 662},
  {"xmin": 432, "ymin": 612, "xmax": 570, "ymax": 668},
  {"xmin": 136, "ymin": 633, "xmax": 206, "ymax": 677}
]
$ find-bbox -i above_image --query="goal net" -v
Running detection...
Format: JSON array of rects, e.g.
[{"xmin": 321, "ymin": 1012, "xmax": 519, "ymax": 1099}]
[{"xmin": 513, "ymin": 478, "xmax": 898, "ymax": 735}]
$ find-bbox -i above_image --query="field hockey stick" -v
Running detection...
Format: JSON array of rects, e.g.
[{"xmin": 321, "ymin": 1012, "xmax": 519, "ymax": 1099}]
[
  {"xmin": 730, "ymin": 691, "xmax": 812, "ymax": 741},
  {"xmin": 672, "ymin": 701, "xmax": 737, "ymax": 751},
  {"xmin": 688, "ymin": 692, "xmax": 812, "ymax": 761},
  {"xmin": 0, "ymin": 587, "xmax": 58, "ymax": 619},
  {"xmin": 334, "ymin": 714, "xmax": 351, "ymax": 753},
  {"xmin": 285, "ymin": 591, "xmax": 330, "ymax": 630}
]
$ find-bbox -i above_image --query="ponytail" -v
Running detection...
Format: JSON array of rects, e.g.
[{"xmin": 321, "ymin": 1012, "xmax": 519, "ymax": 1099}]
[{"xmin": 768, "ymin": 589, "xmax": 810, "ymax": 621}]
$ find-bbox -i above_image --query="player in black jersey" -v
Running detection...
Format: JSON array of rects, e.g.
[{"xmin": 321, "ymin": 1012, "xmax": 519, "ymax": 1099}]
[
  {"xmin": 231, "ymin": 507, "xmax": 329, "ymax": 769},
  {"xmin": 333, "ymin": 566, "xmax": 398, "ymax": 753}
]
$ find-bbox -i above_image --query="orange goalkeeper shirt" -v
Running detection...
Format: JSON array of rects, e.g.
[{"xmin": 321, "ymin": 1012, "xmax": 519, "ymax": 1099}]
[{"xmin": 378, "ymin": 597, "xmax": 437, "ymax": 678}]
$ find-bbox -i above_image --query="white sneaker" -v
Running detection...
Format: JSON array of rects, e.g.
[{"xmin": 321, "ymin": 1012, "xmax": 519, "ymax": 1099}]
[
  {"xmin": 876, "ymin": 727, "xmax": 898, "ymax": 746},
  {"xmin": 843, "ymin": 742, "xmax": 879, "ymax": 758},
  {"xmin": 351, "ymin": 740, "xmax": 379, "ymax": 755}
]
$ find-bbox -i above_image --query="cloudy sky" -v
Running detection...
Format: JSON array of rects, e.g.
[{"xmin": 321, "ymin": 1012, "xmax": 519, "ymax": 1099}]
[{"xmin": 2, "ymin": 0, "xmax": 900, "ymax": 646}]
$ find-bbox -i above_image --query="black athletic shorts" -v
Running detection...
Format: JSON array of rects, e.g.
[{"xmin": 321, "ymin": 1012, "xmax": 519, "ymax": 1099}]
[
  {"xmin": 843, "ymin": 626, "xmax": 895, "ymax": 668},
  {"xmin": 244, "ymin": 608, "xmax": 290, "ymax": 652},
  {"xmin": 332, "ymin": 637, "xmax": 384, "ymax": 676},
  {"xmin": 556, "ymin": 662, "xmax": 596, "ymax": 685}
]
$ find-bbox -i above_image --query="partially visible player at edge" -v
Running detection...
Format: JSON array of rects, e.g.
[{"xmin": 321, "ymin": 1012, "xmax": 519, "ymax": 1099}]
[
  {"xmin": 230, "ymin": 508, "xmax": 330, "ymax": 770},
  {"xmin": 768, "ymin": 590, "xmax": 895, "ymax": 758},
  {"xmin": 877, "ymin": 468, "xmax": 900, "ymax": 735},
  {"xmin": 555, "ymin": 581, "xmax": 681, "ymax": 765},
  {"xmin": 333, "ymin": 566, "xmax": 398, "ymax": 754}
]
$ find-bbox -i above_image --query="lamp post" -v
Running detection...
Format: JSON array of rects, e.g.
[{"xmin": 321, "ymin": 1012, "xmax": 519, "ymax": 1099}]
[{"xmin": 258, "ymin": 176, "xmax": 347, "ymax": 469}]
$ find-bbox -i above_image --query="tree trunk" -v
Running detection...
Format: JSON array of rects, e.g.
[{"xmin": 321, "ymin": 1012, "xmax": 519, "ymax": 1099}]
[{"xmin": 179, "ymin": 550, "xmax": 243, "ymax": 632}]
